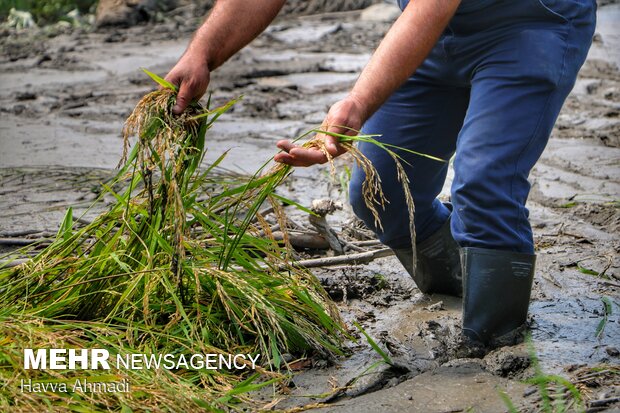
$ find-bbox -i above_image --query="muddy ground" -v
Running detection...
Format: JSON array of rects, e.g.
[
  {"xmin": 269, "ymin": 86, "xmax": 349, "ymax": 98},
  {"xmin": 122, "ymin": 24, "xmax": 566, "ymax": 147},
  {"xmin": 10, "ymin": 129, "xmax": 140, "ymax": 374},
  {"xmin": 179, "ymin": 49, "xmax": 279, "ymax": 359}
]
[{"xmin": 0, "ymin": 2, "xmax": 619, "ymax": 412}]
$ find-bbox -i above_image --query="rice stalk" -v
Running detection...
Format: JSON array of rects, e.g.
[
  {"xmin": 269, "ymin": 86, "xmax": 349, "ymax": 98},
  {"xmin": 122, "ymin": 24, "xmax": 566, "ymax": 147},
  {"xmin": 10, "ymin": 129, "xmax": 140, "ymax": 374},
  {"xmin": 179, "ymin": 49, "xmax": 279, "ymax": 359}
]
[{"xmin": 0, "ymin": 70, "xmax": 421, "ymax": 411}]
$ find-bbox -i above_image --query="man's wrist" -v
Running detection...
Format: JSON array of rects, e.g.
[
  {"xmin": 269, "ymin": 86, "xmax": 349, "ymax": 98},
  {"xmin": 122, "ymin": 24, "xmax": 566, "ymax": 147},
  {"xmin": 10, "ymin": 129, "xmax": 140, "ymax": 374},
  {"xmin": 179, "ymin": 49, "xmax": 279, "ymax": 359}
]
[
  {"xmin": 347, "ymin": 91, "xmax": 373, "ymax": 126},
  {"xmin": 185, "ymin": 25, "xmax": 218, "ymax": 69},
  {"xmin": 184, "ymin": 41, "xmax": 211, "ymax": 68}
]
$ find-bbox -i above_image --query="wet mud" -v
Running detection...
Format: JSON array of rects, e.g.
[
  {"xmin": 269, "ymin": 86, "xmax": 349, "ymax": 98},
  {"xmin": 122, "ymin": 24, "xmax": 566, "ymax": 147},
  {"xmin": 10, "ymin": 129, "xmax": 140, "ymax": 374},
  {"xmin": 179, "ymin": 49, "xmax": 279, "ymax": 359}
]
[{"xmin": 0, "ymin": 2, "xmax": 618, "ymax": 412}]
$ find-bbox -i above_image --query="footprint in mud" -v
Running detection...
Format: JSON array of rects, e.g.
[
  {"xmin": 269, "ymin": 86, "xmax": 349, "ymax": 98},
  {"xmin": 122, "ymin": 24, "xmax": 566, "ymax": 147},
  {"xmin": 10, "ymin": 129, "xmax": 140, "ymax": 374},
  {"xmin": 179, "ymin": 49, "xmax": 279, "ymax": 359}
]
[{"xmin": 318, "ymin": 269, "xmax": 412, "ymax": 304}]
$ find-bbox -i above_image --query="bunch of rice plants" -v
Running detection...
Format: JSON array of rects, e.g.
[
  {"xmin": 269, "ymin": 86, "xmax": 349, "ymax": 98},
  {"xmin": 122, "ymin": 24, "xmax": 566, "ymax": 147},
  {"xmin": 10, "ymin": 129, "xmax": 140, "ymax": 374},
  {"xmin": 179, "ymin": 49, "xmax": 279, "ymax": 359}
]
[{"xmin": 0, "ymin": 70, "xmax": 427, "ymax": 411}]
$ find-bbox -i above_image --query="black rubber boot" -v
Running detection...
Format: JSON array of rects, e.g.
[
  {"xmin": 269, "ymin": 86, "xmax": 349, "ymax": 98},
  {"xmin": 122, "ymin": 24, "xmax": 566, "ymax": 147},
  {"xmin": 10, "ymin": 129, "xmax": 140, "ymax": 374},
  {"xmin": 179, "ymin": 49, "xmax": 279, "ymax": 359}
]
[
  {"xmin": 461, "ymin": 247, "xmax": 536, "ymax": 348},
  {"xmin": 393, "ymin": 206, "xmax": 462, "ymax": 296}
]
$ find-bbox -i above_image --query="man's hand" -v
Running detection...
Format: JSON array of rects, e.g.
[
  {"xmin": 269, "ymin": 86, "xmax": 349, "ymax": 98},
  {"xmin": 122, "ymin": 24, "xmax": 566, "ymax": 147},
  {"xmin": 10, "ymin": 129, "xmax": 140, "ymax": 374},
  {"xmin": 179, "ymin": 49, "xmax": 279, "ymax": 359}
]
[
  {"xmin": 165, "ymin": 53, "xmax": 210, "ymax": 115},
  {"xmin": 163, "ymin": 1, "xmax": 286, "ymax": 115},
  {"xmin": 275, "ymin": 0, "xmax": 460, "ymax": 167},
  {"xmin": 274, "ymin": 95, "xmax": 366, "ymax": 167}
]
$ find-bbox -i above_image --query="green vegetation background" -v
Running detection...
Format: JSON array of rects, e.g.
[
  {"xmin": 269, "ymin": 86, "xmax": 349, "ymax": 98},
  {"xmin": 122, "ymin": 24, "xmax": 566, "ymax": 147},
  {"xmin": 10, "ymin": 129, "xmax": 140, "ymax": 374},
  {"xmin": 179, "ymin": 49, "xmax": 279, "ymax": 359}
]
[{"xmin": 0, "ymin": 0, "xmax": 97, "ymax": 24}]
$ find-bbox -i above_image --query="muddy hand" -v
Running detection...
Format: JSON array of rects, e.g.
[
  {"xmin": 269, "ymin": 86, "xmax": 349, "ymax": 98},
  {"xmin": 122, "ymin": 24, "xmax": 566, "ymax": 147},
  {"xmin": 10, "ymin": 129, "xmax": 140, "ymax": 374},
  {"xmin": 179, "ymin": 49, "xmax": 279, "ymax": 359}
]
[
  {"xmin": 274, "ymin": 96, "xmax": 365, "ymax": 167},
  {"xmin": 164, "ymin": 52, "xmax": 211, "ymax": 115}
]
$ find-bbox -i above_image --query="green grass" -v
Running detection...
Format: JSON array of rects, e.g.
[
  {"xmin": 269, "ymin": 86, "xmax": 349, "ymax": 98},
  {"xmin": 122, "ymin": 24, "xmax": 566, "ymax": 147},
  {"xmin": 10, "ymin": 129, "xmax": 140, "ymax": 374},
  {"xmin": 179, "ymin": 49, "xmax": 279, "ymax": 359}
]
[
  {"xmin": 0, "ymin": 71, "xmax": 419, "ymax": 411},
  {"xmin": 0, "ymin": 0, "xmax": 96, "ymax": 24},
  {"xmin": 353, "ymin": 322, "xmax": 392, "ymax": 365},
  {"xmin": 595, "ymin": 296, "xmax": 613, "ymax": 339},
  {"xmin": 500, "ymin": 337, "xmax": 585, "ymax": 413},
  {"xmin": 0, "ymin": 77, "xmax": 341, "ymax": 411}
]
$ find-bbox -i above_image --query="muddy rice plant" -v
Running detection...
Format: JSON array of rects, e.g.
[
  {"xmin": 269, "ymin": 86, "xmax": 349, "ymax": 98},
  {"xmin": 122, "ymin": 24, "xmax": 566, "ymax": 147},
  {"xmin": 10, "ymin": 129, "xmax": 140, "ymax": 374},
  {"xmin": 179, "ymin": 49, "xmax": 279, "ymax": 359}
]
[
  {"xmin": 499, "ymin": 337, "xmax": 586, "ymax": 413},
  {"xmin": 0, "ymin": 70, "xmax": 426, "ymax": 411}
]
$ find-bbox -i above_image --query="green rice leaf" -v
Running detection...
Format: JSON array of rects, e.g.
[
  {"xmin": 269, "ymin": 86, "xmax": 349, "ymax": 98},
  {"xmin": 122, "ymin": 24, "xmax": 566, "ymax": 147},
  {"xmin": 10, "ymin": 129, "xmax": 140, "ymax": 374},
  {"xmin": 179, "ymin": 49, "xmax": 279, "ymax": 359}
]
[
  {"xmin": 57, "ymin": 206, "xmax": 73, "ymax": 242},
  {"xmin": 142, "ymin": 68, "xmax": 178, "ymax": 91},
  {"xmin": 353, "ymin": 321, "xmax": 392, "ymax": 365}
]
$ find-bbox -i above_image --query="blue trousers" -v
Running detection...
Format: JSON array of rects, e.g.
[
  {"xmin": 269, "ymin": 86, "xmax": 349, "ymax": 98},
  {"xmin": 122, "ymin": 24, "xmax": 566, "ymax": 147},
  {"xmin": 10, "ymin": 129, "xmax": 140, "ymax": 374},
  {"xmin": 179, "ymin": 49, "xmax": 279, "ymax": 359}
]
[{"xmin": 350, "ymin": 0, "xmax": 596, "ymax": 254}]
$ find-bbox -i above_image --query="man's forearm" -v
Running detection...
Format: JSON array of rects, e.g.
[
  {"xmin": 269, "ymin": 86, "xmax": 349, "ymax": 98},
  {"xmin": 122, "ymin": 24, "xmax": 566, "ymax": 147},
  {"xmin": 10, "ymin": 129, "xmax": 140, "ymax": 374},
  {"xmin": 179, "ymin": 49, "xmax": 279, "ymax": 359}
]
[
  {"xmin": 351, "ymin": 0, "xmax": 461, "ymax": 121},
  {"xmin": 187, "ymin": 0, "xmax": 286, "ymax": 70},
  {"xmin": 274, "ymin": 0, "xmax": 461, "ymax": 167}
]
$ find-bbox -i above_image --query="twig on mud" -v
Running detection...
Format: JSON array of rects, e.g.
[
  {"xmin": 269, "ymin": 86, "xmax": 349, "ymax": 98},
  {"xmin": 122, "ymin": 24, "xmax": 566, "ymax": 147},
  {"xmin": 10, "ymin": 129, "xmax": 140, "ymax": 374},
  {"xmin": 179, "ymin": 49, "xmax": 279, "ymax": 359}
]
[
  {"xmin": 0, "ymin": 238, "xmax": 51, "ymax": 247},
  {"xmin": 588, "ymin": 396, "xmax": 620, "ymax": 408},
  {"xmin": 585, "ymin": 276, "xmax": 620, "ymax": 289},
  {"xmin": 562, "ymin": 232, "xmax": 593, "ymax": 240},
  {"xmin": 342, "ymin": 243, "xmax": 366, "ymax": 253},
  {"xmin": 314, "ymin": 265, "xmax": 368, "ymax": 271},
  {"xmin": 281, "ymin": 248, "xmax": 393, "ymax": 271},
  {"xmin": 349, "ymin": 240, "xmax": 382, "ymax": 247},
  {"xmin": 272, "ymin": 231, "xmax": 330, "ymax": 250},
  {"xmin": 573, "ymin": 369, "xmax": 614, "ymax": 384},
  {"xmin": 542, "ymin": 272, "xmax": 563, "ymax": 289},
  {"xmin": 597, "ymin": 255, "xmax": 614, "ymax": 279},
  {"xmin": 201, "ymin": 227, "xmax": 331, "ymax": 249}
]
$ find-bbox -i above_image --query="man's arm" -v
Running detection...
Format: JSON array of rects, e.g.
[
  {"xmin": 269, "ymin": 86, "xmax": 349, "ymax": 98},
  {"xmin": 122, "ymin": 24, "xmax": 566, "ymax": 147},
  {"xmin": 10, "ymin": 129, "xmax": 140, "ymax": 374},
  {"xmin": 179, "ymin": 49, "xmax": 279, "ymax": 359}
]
[
  {"xmin": 165, "ymin": 0, "xmax": 286, "ymax": 114},
  {"xmin": 275, "ymin": 0, "xmax": 461, "ymax": 166}
]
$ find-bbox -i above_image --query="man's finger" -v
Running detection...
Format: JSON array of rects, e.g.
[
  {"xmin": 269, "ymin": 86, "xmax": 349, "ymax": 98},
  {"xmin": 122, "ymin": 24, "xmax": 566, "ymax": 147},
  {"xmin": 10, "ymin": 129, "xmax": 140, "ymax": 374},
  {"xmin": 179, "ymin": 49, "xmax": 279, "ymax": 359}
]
[
  {"xmin": 274, "ymin": 147, "xmax": 329, "ymax": 166},
  {"xmin": 276, "ymin": 140, "xmax": 295, "ymax": 153},
  {"xmin": 323, "ymin": 133, "xmax": 340, "ymax": 156},
  {"xmin": 289, "ymin": 147, "xmax": 328, "ymax": 164},
  {"xmin": 322, "ymin": 120, "xmax": 353, "ymax": 155},
  {"xmin": 274, "ymin": 152, "xmax": 315, "ymax": 167},
  {"xmin": 173, "ymin": 82, "xmax": 192, "ymax": 115}
]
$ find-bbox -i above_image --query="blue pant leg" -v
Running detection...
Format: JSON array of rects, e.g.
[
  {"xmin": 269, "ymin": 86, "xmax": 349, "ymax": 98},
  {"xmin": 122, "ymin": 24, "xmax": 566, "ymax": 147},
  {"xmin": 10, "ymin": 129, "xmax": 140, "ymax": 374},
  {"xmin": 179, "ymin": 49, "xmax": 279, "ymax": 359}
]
[
  {"xmin": 450, "ymin": 1, "xmax": 596, "ymax": 253},
  {"xmin": 350, "ymin": 74, "xmax": 469, "ymax": 249}
]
